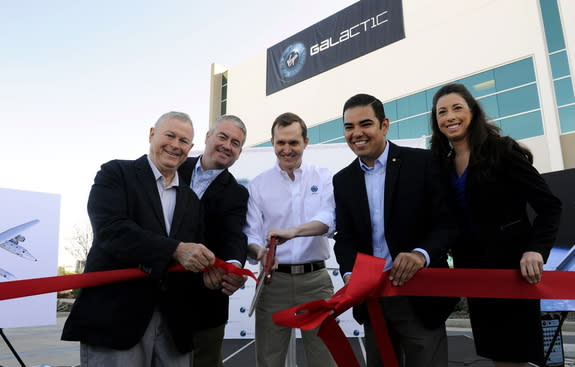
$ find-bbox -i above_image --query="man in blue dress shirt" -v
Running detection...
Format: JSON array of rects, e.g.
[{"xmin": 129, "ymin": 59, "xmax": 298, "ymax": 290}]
[{"xmin": 333, "ymin": 94, "xmax": 458, "ymax": 367}]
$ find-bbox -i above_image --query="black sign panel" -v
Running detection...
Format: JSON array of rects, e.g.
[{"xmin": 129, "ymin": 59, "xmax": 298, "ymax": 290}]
[
  {"xmin": 541, "ymin": 168, "xmax": 575, "ymax": 249},
  {"xmin": 266, "ymin": 0, "xmax": 405, "ymax": 95}
]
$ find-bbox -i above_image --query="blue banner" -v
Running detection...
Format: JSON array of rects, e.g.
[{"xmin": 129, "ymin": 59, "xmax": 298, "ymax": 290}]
[{"xmin": 266, "ymin": 0, "xmax": 405, "ymax": 95}]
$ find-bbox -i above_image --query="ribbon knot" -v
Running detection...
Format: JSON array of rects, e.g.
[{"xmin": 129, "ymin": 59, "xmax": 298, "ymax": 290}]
[
  {"xmin": 274, "ymin": 254, "xmax": 399, "ymax": 367},
  {"xmin": 274, "ymin": 255, "xmax": 388, "ymax": 331}
]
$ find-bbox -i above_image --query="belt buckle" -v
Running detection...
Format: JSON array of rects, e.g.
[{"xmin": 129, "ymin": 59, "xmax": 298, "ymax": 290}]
[{"xmin": 291, "ymin": 264, "xmax": 305, "ymax": 274}]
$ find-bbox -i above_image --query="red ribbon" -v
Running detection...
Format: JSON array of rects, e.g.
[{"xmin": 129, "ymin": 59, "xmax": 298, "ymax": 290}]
[
  {"xmin": 273, "ymin": 253, "xmax": 575, "ymax": 367},
  {"xmin": 0, "ymin": 258, "xmax": 256, "ymax": 302}
]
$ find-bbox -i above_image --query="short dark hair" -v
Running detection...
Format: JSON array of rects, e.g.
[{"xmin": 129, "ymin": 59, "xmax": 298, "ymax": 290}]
[
  {"xmin": 271, "ymin": 112, "xmax": 307, "ymax": 140},
  {"xmin": 343, "ymin": 94, "xmax": 386, "ymax": 122},
  {"xmin": 211, "ymin": 115, "xmax": 247, "ymax": 146}
]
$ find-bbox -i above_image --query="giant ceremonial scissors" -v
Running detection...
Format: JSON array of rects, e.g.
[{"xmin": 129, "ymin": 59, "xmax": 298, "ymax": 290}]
[{"xmin": 248, "ymin": 236, "xmax": 278, "ymax": 317}]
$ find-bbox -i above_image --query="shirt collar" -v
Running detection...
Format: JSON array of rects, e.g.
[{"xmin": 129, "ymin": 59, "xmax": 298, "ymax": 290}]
[
  {"xmin": 359, "ymin": 141, "xmax": 389, "ymax": 173},
  {"xmin": 194, "ymin": 155, "xmax": 224, "ymax": 177},
  {"xmin": 274, "ymin": 160, "xmax": 304, "ymax": 178},
  {"xmin": 147, "ymin": 155, "xmax": 179, "ymax": 188}
]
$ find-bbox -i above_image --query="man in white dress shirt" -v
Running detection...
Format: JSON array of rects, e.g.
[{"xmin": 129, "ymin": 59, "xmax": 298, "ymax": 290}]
[{"xmin": 244, "ymin": 112, "xmax": 336, "ymax": 367}]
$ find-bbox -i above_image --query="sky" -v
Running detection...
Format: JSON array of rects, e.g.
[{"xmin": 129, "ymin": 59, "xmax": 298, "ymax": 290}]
[{"xmin": 0, "ymin": 0, "xmax": 356, "ymax": 266}]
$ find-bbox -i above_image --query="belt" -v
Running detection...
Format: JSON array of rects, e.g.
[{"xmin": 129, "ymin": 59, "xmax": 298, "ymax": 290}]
[{"xmin": 276, "ymin": 261, "xmax": 326, "ymax": 275}]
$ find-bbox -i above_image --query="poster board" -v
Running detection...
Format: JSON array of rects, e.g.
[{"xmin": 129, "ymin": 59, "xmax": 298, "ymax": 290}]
[
  {"xmin": 540, "ymin": 168, "xmax": 575, "ymax": 311},
  {"xmin": 0, "ymin": 188, "xmax": 60, "ymax": 328}
]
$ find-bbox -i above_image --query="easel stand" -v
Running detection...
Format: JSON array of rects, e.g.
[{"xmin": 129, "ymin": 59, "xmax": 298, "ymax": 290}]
[
  {"xmin": 0, "ymin": 328, "xmax": 26, "ymax": 367},
  {"xmin": 543, "ymin": 311, "xmax": 569, "ymax": 367}
]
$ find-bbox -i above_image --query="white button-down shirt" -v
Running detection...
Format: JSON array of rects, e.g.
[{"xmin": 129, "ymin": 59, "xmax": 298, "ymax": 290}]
[
  {"xmin": 147, "ymin": 156, "xmax": 179, "ymax": 235},
  {"xmin": 244, "ymin": 162, "xmax": 335, "ymax": 264}
]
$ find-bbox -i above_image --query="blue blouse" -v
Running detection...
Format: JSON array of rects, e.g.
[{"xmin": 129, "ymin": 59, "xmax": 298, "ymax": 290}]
[{"xmin": 450, "ymin": 169, "xmax": 476, "ymax": 234}]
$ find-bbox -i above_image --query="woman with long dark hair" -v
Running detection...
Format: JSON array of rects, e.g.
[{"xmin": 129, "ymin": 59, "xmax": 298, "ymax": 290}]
[{"xmin": 430, "ymin": 83, "xmax": 562, "ymax": 367}]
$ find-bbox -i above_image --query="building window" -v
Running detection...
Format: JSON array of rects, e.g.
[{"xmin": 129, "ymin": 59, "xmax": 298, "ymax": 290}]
[
  {"xmin": 383, "ymin": 57, "xmax": 543, "ymax": 142},
  {"xmin": 221, "ymin": 72, "xmax": 228, "ymax": 115},
  {"xmin": 540, "ymin": 0, "xmax": 566, "ymax": 53},
  {"xmin": 539, "ymin": 0, "xmax": 574, "ymax": 133},
  {"xmin": 253, "ymin": 58, "xmax": 547, "ymax": 147}
]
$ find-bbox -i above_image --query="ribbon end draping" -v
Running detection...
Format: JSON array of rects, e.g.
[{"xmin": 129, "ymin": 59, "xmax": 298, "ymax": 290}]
[
  {"xmin": 318, "ymin": 317, "xmax": 362, "ymax": 367},
  {"xmin": 366, "ymin": 297, "xmax": 399, "ymax": 367}
]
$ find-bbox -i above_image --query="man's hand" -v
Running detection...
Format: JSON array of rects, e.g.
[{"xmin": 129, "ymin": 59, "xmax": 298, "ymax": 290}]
[
  {"xmin": 248, "ymin": 243, "xmax": 278, "ymax": 270},
  {"xmin": 173, "ymin": 242, "xmax": 215, "ymax": 272},
  {"xmin": 266, "ymin": 221, "xmax": 328, "ymax": 244},
  {"xmin": 388, "ymin": 251, "xmax": 426, "ymax": 286},
  {"xmin": 343, "ymin": 274, "xmax": 351, "ymax": 285},
  {"xmin": 203, "ymin": 266, "xmax": 225, "ymax": 289},
  {"xmin": 221, "ymin": 263, "xmax": 247, "ymax": 296},
  {"xmin": 267, "ymin": 228, "xmax": 297, "ymax": 244},
  {"xmin": 520, "ymin": 251, "xmax": 544, "ymax": 284}
]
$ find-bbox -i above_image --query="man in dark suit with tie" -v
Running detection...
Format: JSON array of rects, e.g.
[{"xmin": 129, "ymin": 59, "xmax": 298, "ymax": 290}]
[
  {"xmin": 178, "ymin": 115, "xmax": 249, "ymax": 367},
  {"xmin": 62, "ymin": 111, "xmax": 217, "ymax": 367},
  {"xmin": 333, "ymin": 94, "xmax": 457, "ymax": 367}
]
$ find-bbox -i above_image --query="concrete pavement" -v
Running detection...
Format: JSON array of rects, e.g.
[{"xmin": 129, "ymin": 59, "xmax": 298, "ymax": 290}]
[{"xmin": 1, "ymin": 314, "xmax": 573, "ymax": 367}]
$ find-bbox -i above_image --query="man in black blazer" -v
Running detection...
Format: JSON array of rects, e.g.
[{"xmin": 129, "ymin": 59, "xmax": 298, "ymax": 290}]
[
  {"xmin": 334, "ymin": 94, "xmax": 457, "ymax": 367},
  {"xmin": 178, "ymin": 115, "xmax": 249, "ymax": 367},
  {"xmin": 62, "ymin": 112, "xmax": 216, "ymax": 367}
]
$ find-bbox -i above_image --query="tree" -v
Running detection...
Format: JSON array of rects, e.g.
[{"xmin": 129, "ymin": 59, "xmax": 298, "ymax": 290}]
[{"xmin": 66, "ymin": 224, "xmax": 93, "ymax": 273}]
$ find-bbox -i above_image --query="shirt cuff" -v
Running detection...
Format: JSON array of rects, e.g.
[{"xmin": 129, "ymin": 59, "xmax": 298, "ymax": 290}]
[
  {"xmin": 247, "ymin": 243, "xmax": 264, "ymax": 265},
  {"xmin": 412, "ymin": 248, "xmax": 430, "ymax": 267},
  {"xmin": 309, "ymin": 213, "xmax": 335, "ymax": 237}
]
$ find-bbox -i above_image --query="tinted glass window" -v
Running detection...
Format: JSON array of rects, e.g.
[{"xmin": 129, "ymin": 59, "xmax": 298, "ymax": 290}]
[
  {"xmin": 497, "ymin": 84, "xmax": 540, "ymax": 117},
  {"xmin": 494, "ymin": 58, "xmax": 535, "ymax": 91},
  {"xmin": 559, "ymin": 104, "xmax": 575, "ymax": 133},
  {"xmin": 499, "ymin": 111, "xmax": 544, "ymax": 140},
  {"xmin": 554, "ymin": 78, "xmax": 575, "ymax": 106}
]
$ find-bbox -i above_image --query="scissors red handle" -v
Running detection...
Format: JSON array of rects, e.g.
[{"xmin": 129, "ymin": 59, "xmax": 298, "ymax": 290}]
[{"xmin": 263, "ymin": 236, "xmax": 278, "ymax": 284}]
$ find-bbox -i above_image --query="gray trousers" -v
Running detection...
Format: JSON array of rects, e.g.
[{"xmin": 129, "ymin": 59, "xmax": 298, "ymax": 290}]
[
  {"xmin": 80, "ymin": 311, "xmax": 189, "ymax": 367},
  {"xmin": 364, "ymin": 296, "xmax": 447, "ymax": 367},
  {"xmin": 255, "ymin": 268, "xmax": 336, "ymax": 367}
]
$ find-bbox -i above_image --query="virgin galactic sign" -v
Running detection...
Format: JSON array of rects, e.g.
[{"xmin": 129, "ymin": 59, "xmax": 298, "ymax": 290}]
[{"xmin": 266, "ymin": 0, "xmax": 405, "ymax": 95}]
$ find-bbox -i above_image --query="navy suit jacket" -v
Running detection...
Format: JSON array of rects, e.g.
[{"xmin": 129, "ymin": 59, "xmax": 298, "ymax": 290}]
[
  {"xmin": 333, "ymin": 142, "xmax": 458, "ymax": 328},
  {"xmin": 62, "ymin": 155, "xmax": 204, "ymax": 352},
  {"xmin": 178, "ymin": 157, "xmax": 248, "ymax": 330}
]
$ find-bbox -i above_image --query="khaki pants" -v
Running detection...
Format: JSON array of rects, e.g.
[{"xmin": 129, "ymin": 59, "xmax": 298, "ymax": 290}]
[{"xmin": 255, "ymin": 268, "xmax": 336, "ymax": 367}]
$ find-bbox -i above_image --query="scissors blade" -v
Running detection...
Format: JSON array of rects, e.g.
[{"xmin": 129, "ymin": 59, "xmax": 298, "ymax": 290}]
[
  {"xmin": 248, "ymin": 236, "xmax": 278, "ymax": 317},
  {"xmin": 248, "ymin": 272, "xmax": 267, "ymax": 317}
]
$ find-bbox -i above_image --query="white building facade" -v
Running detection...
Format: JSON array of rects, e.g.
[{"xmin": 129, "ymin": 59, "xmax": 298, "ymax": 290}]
[{"xmin": 210, "ymin": 0, "xmax": 575, "ymax": 173}]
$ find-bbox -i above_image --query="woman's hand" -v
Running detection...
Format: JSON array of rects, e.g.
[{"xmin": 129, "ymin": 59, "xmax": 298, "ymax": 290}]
[{"xmin": 520, "ymin": 251, "xmax": 544, "ymax": 284}]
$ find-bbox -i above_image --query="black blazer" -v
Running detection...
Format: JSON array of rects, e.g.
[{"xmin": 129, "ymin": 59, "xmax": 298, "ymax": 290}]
[
  {"xmin": 333, "ymin": 142, "xmax": 458, "ymax": 328},
  {"xmin": 448, "ymin": 141, "xmax": 562, "ymax": 269},
  {"xmin": 177, "ymin": 157, "xmax": 248, "ymax": 330},
  {"xmin": 62, "ymin": 155, "xmax": 204, "ymax": 352}
]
